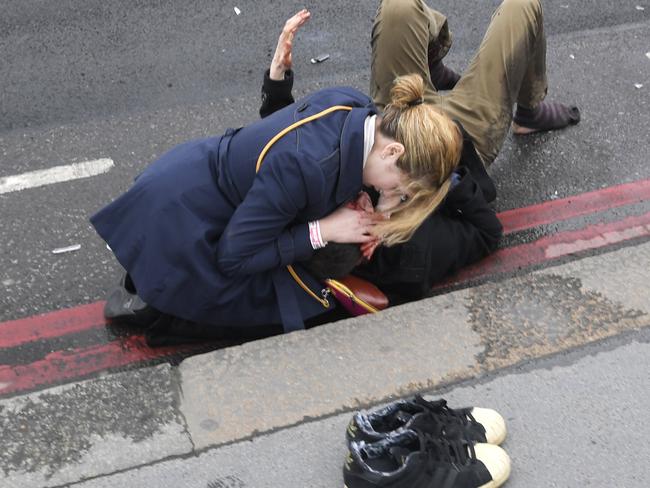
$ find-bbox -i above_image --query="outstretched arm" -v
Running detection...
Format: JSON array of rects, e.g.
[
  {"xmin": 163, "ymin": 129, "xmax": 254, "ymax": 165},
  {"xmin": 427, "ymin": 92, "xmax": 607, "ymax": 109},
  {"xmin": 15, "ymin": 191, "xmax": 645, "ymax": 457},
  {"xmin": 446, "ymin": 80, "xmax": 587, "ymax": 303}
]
[
  {"xmin": 260, "ymin": 9, "xmax": 311, "ymax": 118},
  {"xmin": 270, "ymin": 9, "xmax": 310, "ymax": 81}
]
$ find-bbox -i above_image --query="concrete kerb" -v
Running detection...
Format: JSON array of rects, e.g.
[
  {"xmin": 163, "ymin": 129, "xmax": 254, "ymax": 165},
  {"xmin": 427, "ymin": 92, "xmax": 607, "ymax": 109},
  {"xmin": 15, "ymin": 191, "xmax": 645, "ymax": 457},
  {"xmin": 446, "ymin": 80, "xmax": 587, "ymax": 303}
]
[
  {"xmin": 178, "ymin": 241, "xmax": 650, "ymax": 450},
  {"xmin": 179, "ymin": 291, "xmax": 484, "ymax": 450}
]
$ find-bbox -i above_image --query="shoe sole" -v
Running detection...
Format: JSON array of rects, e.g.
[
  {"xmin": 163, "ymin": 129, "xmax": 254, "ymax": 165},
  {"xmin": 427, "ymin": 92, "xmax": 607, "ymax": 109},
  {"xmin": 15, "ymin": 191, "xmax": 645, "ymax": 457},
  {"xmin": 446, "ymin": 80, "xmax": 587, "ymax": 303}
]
[
  {"xmin": 475, "ymin": 444, "xmax": 512, "ymax": 488},
  {"xmin": 471, "ymin": 407, "xmax": 508, "ymax": 445}
]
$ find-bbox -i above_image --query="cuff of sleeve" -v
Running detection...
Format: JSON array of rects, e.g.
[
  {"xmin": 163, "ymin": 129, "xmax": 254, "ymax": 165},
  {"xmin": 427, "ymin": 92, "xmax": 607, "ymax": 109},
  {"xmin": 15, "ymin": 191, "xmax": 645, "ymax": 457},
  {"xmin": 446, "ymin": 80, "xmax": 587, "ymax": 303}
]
[
  {"xmin": 263, "ymin": 68, "xmax": 294, "ymax": 99},
  {"xmin": 278, "ymin": 223, "xmax": 314, "ymax": 265},
  {"xmin": 308, "ymin": 220, "xmax": 328, "ymax": 249}
]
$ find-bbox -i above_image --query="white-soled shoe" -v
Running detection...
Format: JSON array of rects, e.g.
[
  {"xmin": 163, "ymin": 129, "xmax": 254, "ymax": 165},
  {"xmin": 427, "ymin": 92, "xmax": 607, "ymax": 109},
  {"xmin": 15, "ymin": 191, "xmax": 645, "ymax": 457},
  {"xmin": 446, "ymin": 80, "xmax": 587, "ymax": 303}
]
[
  {"xmin": 344, "ymin": 431, "xmax": 511, "ymax": 488},
  {"xmin": 347, "ymin": 395, "xmax": 507, "ymax": 446}
]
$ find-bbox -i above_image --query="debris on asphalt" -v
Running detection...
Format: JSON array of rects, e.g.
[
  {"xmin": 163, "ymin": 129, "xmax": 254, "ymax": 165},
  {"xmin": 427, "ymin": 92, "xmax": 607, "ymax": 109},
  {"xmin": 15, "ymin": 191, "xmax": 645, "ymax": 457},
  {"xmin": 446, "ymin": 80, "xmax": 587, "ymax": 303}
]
[
  {"xmin": 634, "ymin": 83, "xmax": 644, "ymax": 89},
  {"xmin": 52, "ymin": 244, "xmax": 81, "ymax": 254},
  {"xmin": 550, "ymin": 190, "xmax": 559, "ymax": 200},
  {"xmin": 646, "ymin": 52, "xmax": 650, "ymax": 59},
  {"xmin": 234, "ymin": 6, "xmax": 241, "ymax": 15},
  {"xmin": 310, "ymin": 54, "xmax": 330, "ymax": 64},
  {"xmin": 569, "ymin": 54, "xmax": 575, "ymax": 59},
  {"xmin": 635, "ymin": 5, "xmax": 645, "ymax": 10}
]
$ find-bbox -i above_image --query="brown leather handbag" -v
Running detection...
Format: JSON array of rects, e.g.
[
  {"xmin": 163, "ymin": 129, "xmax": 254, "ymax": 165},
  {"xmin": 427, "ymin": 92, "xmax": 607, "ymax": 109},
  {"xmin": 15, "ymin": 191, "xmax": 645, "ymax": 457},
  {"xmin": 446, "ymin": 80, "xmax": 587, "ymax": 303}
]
[{"xmin": 325, "ymin": 275, "xmax": 389, "ymax": 316}]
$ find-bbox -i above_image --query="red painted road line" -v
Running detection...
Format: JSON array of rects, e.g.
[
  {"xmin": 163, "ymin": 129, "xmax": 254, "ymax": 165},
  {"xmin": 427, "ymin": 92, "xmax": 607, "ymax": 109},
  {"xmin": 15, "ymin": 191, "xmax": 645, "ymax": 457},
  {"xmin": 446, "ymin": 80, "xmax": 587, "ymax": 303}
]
[
  {"xmin": 0, "ymin": 335, "xmax": 202, "ymax": 396},
  {"xmin": 0, "ymin": 302, "xmax": 106, "ymax": 349},
  {"xmin": 499, "ymin": 178, "xmax": 650, "ymax": 235},
  {"xmin": 2, "ymin": 179, "xmax": 650, "ymax": 349},
  {"xmin": 439, "ymin": 210, "xmax": 650, "ymax": 288},
  {"xmin": 1, "ymin": 211, "xmax": 649, "ymax": 397}
]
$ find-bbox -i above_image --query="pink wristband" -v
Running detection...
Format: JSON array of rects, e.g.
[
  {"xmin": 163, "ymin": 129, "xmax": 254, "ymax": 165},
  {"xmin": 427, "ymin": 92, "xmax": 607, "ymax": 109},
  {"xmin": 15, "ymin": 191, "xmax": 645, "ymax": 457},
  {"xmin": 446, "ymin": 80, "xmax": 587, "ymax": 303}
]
[{"xmin": 308, "ymin": 221, "xmax": 327, "ymax": 249}]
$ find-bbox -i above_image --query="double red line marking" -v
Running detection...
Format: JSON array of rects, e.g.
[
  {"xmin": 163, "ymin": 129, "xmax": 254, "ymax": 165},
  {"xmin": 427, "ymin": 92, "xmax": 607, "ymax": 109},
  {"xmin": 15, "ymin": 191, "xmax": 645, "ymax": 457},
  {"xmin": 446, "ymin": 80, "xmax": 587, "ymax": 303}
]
[{"xmin": 2, "ymin": 178, "xmax": 650, "ymax": 397}]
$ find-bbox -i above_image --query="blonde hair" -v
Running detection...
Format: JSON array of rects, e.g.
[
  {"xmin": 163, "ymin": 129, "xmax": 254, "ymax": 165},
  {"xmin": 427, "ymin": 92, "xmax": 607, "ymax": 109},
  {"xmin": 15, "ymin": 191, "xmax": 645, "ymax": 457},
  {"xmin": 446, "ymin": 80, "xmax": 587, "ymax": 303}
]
[{"xmin": 374, "ymin": 74, "xmax": 463, "ymax": 246}]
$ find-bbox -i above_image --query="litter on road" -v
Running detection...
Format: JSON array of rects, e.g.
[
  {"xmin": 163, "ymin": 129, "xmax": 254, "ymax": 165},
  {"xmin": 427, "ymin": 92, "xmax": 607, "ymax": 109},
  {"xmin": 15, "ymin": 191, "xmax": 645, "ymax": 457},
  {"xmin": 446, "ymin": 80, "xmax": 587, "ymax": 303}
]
[
  {"xmin": 310, "ymin": 54, "xmax": 330, "ymax": 64},
  {"xmin": 52, "ymin": 244, "xmax": 81, "ymax": 254},
  {"xmin": 234, "ymin": 7, "xmax": 241, "ymax": 16},
  {"xmin": 634, "ymin": 83, "xmax": 644, "ymax": 89}
]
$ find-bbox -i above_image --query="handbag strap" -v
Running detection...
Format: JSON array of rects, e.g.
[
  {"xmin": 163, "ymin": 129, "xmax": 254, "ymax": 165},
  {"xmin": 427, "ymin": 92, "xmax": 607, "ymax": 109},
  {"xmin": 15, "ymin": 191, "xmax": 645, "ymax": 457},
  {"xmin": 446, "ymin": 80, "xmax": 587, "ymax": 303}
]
[{"xmin": 256, "ymin": 105, "xmax": 353, "ymax": 309}]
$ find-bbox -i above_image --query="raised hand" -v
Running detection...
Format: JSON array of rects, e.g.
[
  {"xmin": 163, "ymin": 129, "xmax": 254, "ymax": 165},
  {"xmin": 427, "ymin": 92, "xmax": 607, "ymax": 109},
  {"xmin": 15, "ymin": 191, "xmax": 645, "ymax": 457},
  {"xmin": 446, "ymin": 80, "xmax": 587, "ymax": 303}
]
[{"xmin": 270, "ymin": 9, "xmax": 311, "ymax": 81}]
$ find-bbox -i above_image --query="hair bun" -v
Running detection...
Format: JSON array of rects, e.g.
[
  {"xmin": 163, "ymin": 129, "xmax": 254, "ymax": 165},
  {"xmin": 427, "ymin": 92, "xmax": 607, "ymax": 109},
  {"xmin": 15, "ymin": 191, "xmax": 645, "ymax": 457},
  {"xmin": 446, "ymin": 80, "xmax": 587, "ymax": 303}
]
[{"xmin": 388, "ymin": 74, "xmax": 426, "ymax": 109}]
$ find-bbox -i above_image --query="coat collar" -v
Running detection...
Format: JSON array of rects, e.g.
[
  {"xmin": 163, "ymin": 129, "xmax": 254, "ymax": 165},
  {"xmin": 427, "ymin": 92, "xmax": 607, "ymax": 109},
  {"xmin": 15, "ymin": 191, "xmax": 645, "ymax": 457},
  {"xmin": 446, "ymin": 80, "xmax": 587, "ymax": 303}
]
[{"xmin": 337, "ymin": 107, "xmax": 378, "ymax": 203}]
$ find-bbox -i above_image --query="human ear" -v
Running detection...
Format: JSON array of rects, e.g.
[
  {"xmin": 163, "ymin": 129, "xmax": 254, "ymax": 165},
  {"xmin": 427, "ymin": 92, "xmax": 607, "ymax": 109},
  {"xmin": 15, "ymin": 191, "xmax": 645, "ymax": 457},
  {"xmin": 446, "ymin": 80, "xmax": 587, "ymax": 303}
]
[{"xmin": 383, "ymin": 142, "xmax": 405, "ymax": 159}]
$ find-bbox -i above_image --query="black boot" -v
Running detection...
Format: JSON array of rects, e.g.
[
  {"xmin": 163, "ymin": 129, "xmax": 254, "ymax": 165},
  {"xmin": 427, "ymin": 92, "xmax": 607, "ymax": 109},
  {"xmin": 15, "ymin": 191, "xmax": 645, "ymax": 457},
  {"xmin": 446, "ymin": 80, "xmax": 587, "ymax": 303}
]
[{"xmin": 104, "ymin": 273, "xmax": 160, "ymax": 327}]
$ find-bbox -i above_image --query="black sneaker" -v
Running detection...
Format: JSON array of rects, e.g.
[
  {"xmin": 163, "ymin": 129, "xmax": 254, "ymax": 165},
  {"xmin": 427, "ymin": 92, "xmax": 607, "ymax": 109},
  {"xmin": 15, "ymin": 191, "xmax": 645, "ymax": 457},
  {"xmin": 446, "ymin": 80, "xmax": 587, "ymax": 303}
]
[
  {"xmin": 343, "ymin": 430, "xmax": 510, "ymax": 488},
  {"xmin": 347, "ymin": 395, "xmax": 506, "ymax": 446},
  {"xmin": 104, "ymin": 273, "xmax": 160, "ymax": 327}
]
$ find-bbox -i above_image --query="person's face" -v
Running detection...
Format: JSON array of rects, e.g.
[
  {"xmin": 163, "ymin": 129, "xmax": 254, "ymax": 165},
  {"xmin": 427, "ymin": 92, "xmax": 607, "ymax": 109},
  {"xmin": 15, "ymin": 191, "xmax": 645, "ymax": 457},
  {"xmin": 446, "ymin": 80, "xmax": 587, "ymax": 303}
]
[{"xmin": 363, "ymin": 141, "xmax": 408, "ymax": 198}]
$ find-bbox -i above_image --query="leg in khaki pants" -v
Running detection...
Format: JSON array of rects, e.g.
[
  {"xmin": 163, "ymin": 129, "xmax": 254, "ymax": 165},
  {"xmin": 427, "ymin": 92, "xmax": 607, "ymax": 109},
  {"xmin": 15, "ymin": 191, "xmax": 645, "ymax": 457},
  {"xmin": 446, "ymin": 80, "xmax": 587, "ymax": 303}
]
[{"xmin": 370, "ymin": 0, "xmax": 553, "ymax": 166}]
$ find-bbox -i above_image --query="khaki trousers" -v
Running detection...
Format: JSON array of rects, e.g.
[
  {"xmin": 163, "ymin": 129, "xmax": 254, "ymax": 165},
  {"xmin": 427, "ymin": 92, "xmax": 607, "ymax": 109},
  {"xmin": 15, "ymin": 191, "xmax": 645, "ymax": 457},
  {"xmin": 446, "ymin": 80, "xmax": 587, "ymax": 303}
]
[{"xmin": 370, "ymin": 0, "xmax": 548, "ymax": 165}]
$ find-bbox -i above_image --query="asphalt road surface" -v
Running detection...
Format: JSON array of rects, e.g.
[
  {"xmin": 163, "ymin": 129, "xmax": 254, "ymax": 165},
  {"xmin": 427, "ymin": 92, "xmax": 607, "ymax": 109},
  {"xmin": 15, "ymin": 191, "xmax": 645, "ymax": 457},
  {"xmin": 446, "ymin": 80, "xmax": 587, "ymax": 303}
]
[{"xmin": 2, "ymin": 0, "xmax": 649, "ymax": 323}]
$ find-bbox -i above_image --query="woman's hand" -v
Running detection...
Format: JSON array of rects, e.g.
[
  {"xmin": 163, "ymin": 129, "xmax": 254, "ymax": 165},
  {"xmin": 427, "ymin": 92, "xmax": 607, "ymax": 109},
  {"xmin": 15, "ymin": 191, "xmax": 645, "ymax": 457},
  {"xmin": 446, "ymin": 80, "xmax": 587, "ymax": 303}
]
[
  {"xmin": 270, "ymin": 9, "xmax": 311, "ymax": 81},
  {"xmin": 319, "ymin": 206, "xmax": 379, "ymax": 244}
]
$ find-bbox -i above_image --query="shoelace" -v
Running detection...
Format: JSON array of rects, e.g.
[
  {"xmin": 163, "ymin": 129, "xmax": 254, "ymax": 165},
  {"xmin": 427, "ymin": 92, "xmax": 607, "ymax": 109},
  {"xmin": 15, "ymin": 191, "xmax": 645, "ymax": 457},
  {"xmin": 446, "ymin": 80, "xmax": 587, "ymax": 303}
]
[
  {"xmin": 413, "ymin": 395, "xmax": 477, "ymax": 428},
  {"xmin": 417, "ymin": 431, "xmax": 476, "ymax": 472}
]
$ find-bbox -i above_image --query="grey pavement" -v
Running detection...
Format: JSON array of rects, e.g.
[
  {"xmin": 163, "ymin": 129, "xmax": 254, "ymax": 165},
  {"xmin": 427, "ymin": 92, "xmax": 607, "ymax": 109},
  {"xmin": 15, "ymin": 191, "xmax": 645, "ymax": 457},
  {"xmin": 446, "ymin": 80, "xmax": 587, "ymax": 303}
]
[
  {"xmin": 2, "ymin": 240, "xmax": 649, "ymax": 487},
  {"xmin": 72, "ymin": 333, "xmax": 650, "ymax": 488}
]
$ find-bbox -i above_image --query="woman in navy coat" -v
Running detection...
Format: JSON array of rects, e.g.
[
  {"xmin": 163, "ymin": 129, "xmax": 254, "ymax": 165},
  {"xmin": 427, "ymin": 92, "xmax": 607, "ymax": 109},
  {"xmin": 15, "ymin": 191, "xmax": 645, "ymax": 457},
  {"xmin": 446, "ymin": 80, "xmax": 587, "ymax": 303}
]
[{"xmin": 91, "ymin": 15, "xmax": 463, "ymax": 336}]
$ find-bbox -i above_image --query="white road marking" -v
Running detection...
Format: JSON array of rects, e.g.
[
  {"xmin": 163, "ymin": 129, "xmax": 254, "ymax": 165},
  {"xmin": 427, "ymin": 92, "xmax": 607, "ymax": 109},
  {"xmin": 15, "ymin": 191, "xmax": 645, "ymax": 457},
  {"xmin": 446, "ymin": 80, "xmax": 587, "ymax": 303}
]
[{"xmin": 0, "ymin": 158, "xmax": 114, "ymax": 194}]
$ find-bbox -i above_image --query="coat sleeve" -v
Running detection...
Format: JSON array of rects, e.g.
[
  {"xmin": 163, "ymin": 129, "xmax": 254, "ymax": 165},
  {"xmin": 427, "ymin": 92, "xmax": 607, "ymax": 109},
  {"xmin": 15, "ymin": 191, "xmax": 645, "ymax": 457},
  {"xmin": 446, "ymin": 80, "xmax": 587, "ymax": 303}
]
[
  {"xmin": 355, "ymin": 166, "xmax": 503, "ymax": 299},
  {"xmin": 259, "ymin": 69, "xmax": 295, "ymax": 118},
  {"xmin": 216, "ymin": 150, "xmax": 323, "ymax": 277}
]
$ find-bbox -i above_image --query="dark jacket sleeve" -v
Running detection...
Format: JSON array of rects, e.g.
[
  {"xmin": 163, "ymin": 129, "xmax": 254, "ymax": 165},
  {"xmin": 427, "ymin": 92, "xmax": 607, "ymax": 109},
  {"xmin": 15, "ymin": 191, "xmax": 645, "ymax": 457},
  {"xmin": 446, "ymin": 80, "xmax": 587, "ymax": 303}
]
[
  {"xmin": 354, "ymin": 166, "xmax": 503, "ymax": 300},
  {"xmin": 216, "ymin": 150, "xmax": 320, "ymax": 277},
  {"xmin": 259, "ymin": 69, "xmax": 295, "ymax": 118}
]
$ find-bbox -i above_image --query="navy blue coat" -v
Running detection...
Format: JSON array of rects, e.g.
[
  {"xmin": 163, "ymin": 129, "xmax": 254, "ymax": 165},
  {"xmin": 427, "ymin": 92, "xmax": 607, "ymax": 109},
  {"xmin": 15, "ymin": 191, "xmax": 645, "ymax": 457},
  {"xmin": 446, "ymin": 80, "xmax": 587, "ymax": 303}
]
[{"xmin": 91, "ymin": 87, "xmax": 377, "ymax": 331}]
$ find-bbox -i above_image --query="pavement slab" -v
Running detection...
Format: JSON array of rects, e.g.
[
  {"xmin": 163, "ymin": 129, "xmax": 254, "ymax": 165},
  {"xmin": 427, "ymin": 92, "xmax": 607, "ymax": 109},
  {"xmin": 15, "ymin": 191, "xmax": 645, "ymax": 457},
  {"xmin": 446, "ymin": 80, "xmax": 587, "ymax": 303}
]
[
  {"xmin": 179, "ymin": 293, "xmax": 483, "ymax": 449},
  {"xmin": 0, "ymin": 364, "xmax": 191, "ymax": 488}
]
